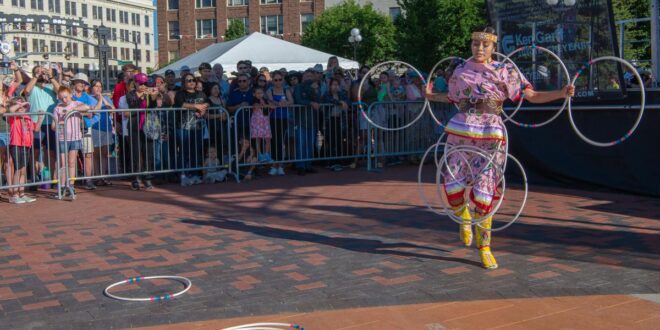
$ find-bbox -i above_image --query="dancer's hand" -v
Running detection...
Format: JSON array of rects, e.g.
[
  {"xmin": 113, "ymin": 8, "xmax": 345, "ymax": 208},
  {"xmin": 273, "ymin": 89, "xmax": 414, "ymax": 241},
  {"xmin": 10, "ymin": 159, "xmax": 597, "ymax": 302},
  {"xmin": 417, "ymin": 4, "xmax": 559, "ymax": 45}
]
[{"xmin": 563, "ymin": 84, "xmax": 575, "ymax": 98}]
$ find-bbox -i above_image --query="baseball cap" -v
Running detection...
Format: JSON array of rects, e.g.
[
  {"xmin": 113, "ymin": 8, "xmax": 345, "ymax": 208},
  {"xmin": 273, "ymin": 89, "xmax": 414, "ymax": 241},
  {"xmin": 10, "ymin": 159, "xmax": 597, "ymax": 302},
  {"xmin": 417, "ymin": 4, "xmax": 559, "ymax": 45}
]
[{"xmin": 165, "ymin": 69, "xmax": 175, "ymax": 76}]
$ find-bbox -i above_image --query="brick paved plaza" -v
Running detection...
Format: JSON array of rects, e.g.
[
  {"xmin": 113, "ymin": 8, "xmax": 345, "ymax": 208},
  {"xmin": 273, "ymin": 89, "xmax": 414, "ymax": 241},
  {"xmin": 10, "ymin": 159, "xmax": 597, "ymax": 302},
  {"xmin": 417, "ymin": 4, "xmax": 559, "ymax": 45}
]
[{"xmin": 0, "ymin": 166, "xmax": 658, "ymax": 329}]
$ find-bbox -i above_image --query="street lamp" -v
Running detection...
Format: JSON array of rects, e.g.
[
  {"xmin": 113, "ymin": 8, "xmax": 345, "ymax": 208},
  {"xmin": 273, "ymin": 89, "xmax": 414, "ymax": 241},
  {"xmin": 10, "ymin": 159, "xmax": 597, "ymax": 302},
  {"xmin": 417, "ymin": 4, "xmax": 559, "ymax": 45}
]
[{"xmin": 348, "ymin": 28, "xmax": 362, "ymax": 63}]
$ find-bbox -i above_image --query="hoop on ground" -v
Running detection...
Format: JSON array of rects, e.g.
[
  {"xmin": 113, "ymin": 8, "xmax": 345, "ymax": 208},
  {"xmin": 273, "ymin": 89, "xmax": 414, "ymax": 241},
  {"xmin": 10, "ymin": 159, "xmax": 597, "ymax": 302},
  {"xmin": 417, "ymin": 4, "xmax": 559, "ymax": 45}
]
[
  {"xmin": 357, "ymin": 60, "xmax": 427, "ymax": 131},
  {"xmin": 424, "ymin": 56, "xmax": 466, "ymax": 126},
  {"xmin": 568, "ymin": 56, "xmax": 645, "ymax": 147},
  {"xmin": 502, "ymin": 44, "xmax": 571, "ymax": 128},
  {"xmin": 104, "ymin": 276, "xmax": 192, "ymax": 302},
  {"xmin": 222, "ymin": 323, "xmax": 305, "ymax": 330}
]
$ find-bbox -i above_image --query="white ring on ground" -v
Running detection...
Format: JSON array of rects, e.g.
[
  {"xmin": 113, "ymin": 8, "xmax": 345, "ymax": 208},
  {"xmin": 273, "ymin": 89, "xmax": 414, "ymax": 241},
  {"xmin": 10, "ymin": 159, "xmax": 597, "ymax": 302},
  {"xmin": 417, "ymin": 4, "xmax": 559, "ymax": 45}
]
[
  {"xmin": 357, "ymin": 60, "xmax": 427, "ymax": 131},
  {"xmin": 424, "ymin": 56, "xmax": 466, "ymax": 126},
  {"xmin": 568, "ymin": 56, "xmax": 646, "ymax": 147},
  {"xmin": 104, "ymin": 276, "xmax": 192, "ymax": 302},
  {"xmin": 502, "ymin": 45, "xmax": 571, "ymax": 128},
  {"xmin": 223, "ymin": 323, "xmax": 304, "ymax": 330}
]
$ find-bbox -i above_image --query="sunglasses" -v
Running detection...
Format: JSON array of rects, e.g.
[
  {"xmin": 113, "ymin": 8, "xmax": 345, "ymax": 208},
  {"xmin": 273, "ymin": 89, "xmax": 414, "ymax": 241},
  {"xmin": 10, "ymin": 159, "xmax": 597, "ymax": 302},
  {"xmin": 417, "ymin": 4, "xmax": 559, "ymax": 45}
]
[
  {"xmin": 185, "ymin": 79, "xmax": 195, "ymax": 83},
  {"xmin": 258, "ymin": 79, "xmax": 266, "ymax": 83},
  {"xmin": 273, "ymin": 78, "xmax": 283, "ymax": 82},
  {"xmin": 238, "ymin": 80, "xmax": 248, "ymax": 83}
]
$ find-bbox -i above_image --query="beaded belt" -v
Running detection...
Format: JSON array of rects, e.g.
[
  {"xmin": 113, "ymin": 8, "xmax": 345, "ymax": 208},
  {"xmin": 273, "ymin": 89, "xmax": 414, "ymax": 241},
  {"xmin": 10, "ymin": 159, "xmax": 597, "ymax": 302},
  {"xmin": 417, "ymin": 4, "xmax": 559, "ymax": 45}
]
[{"xmin": 457, "ymin": 98, "xmax": 504, "ymax": 115}]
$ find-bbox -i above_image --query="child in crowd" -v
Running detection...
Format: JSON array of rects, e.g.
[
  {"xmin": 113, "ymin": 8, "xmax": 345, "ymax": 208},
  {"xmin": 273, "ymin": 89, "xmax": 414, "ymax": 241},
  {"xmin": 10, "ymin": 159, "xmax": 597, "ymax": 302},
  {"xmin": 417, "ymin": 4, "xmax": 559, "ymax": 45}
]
[
  {"xmin": 389, "ymin": 75, "xmax": 407, "ymax": 101},
  {"xmin": 6, "ymin": 97, "xmax": 37, "ymax": 204},
  {"xmin": 250, "ymin": 87, "xmax": 273, "ymax": 163},
  {"xmin": 51, "ymin": 86, "xmax": 92, "ymax": 198},
  {"xmin": 202, "ymin": 146, "xmax": 227, "ymax": 183}
]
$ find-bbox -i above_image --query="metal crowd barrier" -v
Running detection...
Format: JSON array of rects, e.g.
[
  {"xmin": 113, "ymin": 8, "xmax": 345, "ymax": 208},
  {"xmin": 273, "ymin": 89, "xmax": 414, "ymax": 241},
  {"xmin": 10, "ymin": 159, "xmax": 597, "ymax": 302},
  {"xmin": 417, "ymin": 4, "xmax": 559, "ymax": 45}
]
[
  {"xmin": 366, "ymin": 101, "xmax": 455, "ymax": 171},
  {"xmin": 59, "ymin": 106, "xmax": 235, "ymax": 199},
  {"xmin": 0, "ymin": 112, "xmax": 61, "ymax": 199},
  {"xmin": 233, "ymin": 103, "xmax": 367, "ymax": 180},
  {"xmin": 1, "ymin": 101, "xmax": 454, "ymax": 201}
]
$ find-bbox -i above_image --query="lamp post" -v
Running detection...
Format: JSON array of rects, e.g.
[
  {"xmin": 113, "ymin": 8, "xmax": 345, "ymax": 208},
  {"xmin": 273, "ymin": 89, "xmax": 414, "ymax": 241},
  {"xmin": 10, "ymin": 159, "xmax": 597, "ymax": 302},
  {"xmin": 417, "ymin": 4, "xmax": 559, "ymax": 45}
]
[{"xmin": 348, "ymin": 28, "xmax": 362, "ymax": 64}]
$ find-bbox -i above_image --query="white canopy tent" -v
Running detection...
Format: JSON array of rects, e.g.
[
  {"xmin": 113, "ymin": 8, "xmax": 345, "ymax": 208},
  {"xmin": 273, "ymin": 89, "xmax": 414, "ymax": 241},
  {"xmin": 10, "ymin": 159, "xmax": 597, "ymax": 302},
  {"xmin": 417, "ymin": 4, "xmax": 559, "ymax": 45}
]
[{"xmin": 155, "ymin": 32, "xmax": 359, "ymax": 76}]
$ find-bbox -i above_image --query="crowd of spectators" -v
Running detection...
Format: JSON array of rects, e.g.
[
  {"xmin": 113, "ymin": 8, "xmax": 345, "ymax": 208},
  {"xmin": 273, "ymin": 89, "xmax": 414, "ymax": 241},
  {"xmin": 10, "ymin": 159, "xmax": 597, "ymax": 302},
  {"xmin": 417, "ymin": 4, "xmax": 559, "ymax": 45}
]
[{"xmin": 0, "ymin": 56, "xmax": 432, "ymax": 203}]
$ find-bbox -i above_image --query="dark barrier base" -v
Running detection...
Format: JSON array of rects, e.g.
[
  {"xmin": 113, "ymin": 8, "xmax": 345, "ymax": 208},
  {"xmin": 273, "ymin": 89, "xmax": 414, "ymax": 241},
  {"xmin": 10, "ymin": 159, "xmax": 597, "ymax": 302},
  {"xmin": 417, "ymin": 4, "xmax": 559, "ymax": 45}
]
[{"xmin": 506, "ymin": 90, "xmax": 660, "ymax": 197}]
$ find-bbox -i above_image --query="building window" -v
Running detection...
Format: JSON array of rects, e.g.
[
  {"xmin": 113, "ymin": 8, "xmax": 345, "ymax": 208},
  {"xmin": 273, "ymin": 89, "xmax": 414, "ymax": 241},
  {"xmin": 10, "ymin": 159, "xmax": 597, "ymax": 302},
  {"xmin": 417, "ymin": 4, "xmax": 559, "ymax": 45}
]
[
  {"xmin": 228, "ymin": 17, "xmax": 249, "ymax": 33},
  {"xmin": 81, "ymin": 3, "xmax": 87, "ymax": 17},
  {"xmin": 119, "ymin": 11, "xmax": 125, "ymax": 24},
  {"xmin": 145, "ymin": 15, "xmax": 150, "ymax": 28},
  {"xmin": 92, "ymin": 5, "xmax": 103, "ymax": 20},
  {"xmin": 112, "ymin": 9, "xmax": 116, "ymax": 22},
  {"xmin": 83, "ymin": 44, "xmax": 89, "ymax": 58},
  {"xmin": 146, "ymin": 50, "xmax": 151, "ymax": 63},
  {"xmin": 228, "ymin": 0, "xmax": 246, "ymax": 6},
  {"xmin": 168, "ymin": 21, "xmax": 180, "ymax": 40},
  {"xmin": 136, "ymin": 14, "xmax": 140, "ymax": 26},
  {"xmin": 123, "ymin": 12, "xmax": 129, "ymax": 24},
  {"xmin": 65, "ymin": 1, "xmax": 76, "ymax": 15},
  {"xmin": 260, "ymin": 0, "xmax": 281, "ymax": 4},
  {"xmin": 260, "ymin": 15, "xmax": 283, "ymax": 35},
  {"xmin": 169, "ymin": 51, "xmax": 179, "ymax": 62},
  {"xmin": 12, "ymin": 0, "xmax": 26, "ymax": 8},
  {"xmin": 389, "ymin": 7, "xmax": 401, "ymax": 20},
  {"xmin": 145, "ymin": 32, "xmax": 151, "ymax": 45},
  {"xmin": 72, "ymin": 43, "xmax": 78, "ymax": 57},
  {"xmin": 196, "ymin": 19, "xmax": 217, "ymax": 39},
  {"xmin": 300, "ymin": 14, "xmax": 314, "ymax": 33},
  {"xmin": 30, "ymin": 0, "xmax": 44, "ymax": 10},
  {"xmin": 196, "ymin": 0, "xmax": 214, "ymax": 8},
  {"xmin": 168, "ymin": 0, "xmax": 178, "ymax": 10},
  {"xmin": 112, "ymin": 47, "xmax": 117, "ymax": 60},
  {"xmin": 131, "ymin": 13, "xmax": 135, "ymax": 25},
  {"xmin": 18, "ymin": 37, "xmax": 28, "ymax": 53},
  {"xmin": 48, "ymin": 0, "xmax": 60, "ymax": 13}
]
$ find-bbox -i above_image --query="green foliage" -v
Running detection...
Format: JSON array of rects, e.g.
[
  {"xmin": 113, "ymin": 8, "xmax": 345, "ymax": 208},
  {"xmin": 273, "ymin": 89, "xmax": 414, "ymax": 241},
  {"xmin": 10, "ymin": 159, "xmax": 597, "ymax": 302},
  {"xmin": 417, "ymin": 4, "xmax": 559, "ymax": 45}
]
[
  {"xmin": 611, "ymin": 0, "xmax": 650, "ymax": 66},
  {"xmin": 226, "ymin": 19, "xmax": 247, "ymax": 41},
  {"xmin": 395, "ymin": 0, "xmax": 486, "ymax": 72},
  {"xmin": 301, "ymin": 0, "xmax": 397, "ymax": 65}
]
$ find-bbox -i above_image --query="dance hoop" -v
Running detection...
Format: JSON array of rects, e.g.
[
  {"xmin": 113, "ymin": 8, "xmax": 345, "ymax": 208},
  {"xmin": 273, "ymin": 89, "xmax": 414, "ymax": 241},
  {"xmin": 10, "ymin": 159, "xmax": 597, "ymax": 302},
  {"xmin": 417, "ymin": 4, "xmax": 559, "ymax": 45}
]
[
  {"xmin": 502, "ymin": 45, "xmax": 571, "ymax": 128},
  {"xmin": 424, "ymin": 56, "xmax": 466, "ymax": 126},
  {"xmin": 436, "ymin": 145, "xmax": 508, "ymax": 226},
  {"xmin": 357, "ymin": 60, "xmax": 427, "ymax": 131},
  {"xmin": 417, "ymin": 143, "xmax": 506, "ymax": 226},
  {"xmin": 223, "ymin": 323, "xmax": 305, "ymax": 330},
  {"xmin": 568, "ymin": 56, "xmax": 646, "ymax": 147},
  {"xmin": 479, "ymin": 153, "xmax": 528, "ymax": 232},
  {"xmin": 104, "ymin": 276, "xmax": 192, "ymax": 302}
]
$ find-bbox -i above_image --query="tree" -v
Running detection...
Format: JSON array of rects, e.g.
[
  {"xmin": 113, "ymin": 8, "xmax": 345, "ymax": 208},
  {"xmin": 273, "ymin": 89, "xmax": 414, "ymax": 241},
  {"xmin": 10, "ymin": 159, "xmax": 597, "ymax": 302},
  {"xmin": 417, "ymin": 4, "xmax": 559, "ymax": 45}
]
[
  {"xmin": 226, "ymin": 19, "xmax": 246, "ymax": 41},
  {"xmin": 395, "ymin": 0, "xmax": 486, "ymax": 71},
  {"xmin": 301, "ymin": 0, "xmax": 397, "ymax": 65},
  {"xmin": 611, "ymin": 0, "xmax": 650, "ymax": 66}
]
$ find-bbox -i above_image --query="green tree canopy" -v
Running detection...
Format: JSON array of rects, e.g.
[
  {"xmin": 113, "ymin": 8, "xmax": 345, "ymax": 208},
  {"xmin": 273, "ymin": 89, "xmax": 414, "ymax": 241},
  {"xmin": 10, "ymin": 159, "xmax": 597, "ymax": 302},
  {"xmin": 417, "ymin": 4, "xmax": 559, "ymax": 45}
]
[
  {"xmin": 225, "ymin": 19, "xmax": 246, "ymax": 41},
  {"xmin": 395, "ymin": 0, "xmax": 486, "ymax": 71},
  {"xmin": 301, "ymin": 0, "xmax": 397, "ymax": 65},
  {"xmin": 612, "ymin": 0, "xmax": 650, "ymax": 66}
]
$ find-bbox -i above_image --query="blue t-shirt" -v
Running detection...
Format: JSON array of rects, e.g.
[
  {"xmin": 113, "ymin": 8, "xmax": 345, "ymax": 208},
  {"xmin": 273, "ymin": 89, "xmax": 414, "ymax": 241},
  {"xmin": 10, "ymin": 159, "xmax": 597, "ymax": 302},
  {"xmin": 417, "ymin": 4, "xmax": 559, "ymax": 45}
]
[
  {"xmin": 86, "ymin": 95, "xmax": 114, "ymax": 131},
  {"xmin": 72, "ymin": 92, "xmax": 100, "ymax": 128},
  {"xmin": 228, "ymin": 88, "xmax": 253, "ymax": 129}
]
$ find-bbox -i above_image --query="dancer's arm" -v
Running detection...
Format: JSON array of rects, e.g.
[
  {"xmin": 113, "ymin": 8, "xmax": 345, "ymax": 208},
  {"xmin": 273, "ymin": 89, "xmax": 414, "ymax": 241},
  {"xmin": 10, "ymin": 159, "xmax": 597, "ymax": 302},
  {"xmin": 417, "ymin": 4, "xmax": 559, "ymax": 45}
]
[
  {"xmin": 524, "ymin": 85, "xmax": 575, "ymax": 104},
  {"xmin": 424, "ymin": 90, "xmax": 450, "ymax": 103}
]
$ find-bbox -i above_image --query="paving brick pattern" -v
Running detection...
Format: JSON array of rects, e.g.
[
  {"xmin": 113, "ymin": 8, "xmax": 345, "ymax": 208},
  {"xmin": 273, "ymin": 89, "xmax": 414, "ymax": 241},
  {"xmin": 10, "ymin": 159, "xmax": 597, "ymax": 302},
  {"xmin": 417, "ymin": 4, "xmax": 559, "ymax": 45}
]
[{"xmin": 0, "ymin": 166, "xmax": 658, "ymax": 329}]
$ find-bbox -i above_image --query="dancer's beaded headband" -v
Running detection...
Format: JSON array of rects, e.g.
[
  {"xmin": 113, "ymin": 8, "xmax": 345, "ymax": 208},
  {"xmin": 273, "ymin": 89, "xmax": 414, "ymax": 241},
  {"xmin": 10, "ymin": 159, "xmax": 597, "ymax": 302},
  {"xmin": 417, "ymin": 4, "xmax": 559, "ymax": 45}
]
[{"xmin": 472, "ymin": 32, "xmax": 498, "ymax": 43}]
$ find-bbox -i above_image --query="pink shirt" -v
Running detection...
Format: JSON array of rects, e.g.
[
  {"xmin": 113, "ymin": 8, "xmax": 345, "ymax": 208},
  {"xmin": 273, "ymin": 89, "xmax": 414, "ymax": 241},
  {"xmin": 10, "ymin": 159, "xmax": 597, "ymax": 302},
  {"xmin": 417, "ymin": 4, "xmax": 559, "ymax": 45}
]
[
  {"xmin": 447, "ymin": 60, "xmax": 530, "ymax": 103},
  {"xmin": 52, "ymin": 101, "xmax": 84, "ymax": 142}
]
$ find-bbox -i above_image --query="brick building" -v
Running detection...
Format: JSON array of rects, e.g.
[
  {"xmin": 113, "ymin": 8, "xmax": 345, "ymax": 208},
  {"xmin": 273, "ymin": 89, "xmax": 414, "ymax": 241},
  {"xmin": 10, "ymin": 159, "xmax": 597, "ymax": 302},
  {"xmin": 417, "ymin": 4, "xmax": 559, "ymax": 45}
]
[{"xmin": 158, "ymin": 0, "xmax": 324, "ymax": 66}]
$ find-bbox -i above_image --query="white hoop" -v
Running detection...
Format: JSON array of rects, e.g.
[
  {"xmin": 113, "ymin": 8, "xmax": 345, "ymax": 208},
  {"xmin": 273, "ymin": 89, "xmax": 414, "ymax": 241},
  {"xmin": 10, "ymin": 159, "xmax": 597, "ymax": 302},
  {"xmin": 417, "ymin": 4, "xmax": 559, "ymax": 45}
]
[
  {"xmin": 424, "ymin": 56, "xmax": 466, "ymax": 126},
  {"xmin": 357, "ymin": 60, "xmax": 427, "ymax": 131},
  {"xmin": 223, "ymin": 323, "xmax": 304, "ymax": 330},
  {"xmin": 502, "ymin": 45, "xmax": 571, "ymax": 128},
  {"xmin": 104, "ymin": 276, "xmax": 192, "ymax": 302},
  {"xmin": 480, "ymin": 153, "xmax": 528, "ymax": 232},
  {"xmin": 568, "ymin": 56, "xmax": 646, "ymax": 147}
]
